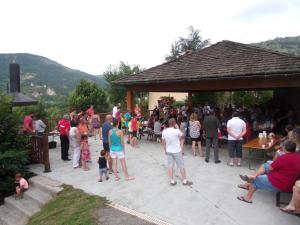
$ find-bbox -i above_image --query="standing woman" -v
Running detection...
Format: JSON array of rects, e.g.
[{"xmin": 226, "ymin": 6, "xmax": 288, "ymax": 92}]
[
  {"xmin": 91, "ymin": 112, "xmax": 101, "ymax": 140},
  {"xmin": 189, "ymin": 113, "xmax": 203, "ymax": 156},
  {"xmin": 109, "ymin": 119, "xmax": 134, "ymax": 181}
]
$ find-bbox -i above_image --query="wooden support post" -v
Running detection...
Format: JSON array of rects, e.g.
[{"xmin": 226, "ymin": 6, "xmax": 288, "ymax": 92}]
[
  {"xmin": 188, "ymin": 92, "xmax": 193, "ymax": 110},
  {"xmin": 126, "ymin": 89, "xmax": 134, "ymax": 112},
  {"xmin": 43, "ymin": 132, "xmax": 51, "ymax": 173}
]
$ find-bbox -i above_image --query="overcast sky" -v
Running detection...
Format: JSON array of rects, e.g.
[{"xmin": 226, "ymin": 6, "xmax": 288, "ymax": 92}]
[{"xmin": 0, "ymin": 0, "xmax": 299, "ymax": 75}]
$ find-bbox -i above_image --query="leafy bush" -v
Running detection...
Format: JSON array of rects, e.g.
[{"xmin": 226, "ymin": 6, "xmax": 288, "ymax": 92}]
[{"xmin": 0, "ymin": 93, "xmax": 30, "ymax": 201}]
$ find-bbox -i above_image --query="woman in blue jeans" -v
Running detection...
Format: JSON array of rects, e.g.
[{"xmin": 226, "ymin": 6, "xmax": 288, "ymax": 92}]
[{"xmin": 109, "ymin": 118, "xmax": 135, "ymax": 181}]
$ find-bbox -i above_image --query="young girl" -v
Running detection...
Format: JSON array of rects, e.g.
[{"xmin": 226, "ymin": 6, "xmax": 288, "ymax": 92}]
[
  {"xmin": 80, "ymin": 135, "xmax": 91, "ymax": 171},
  {"xmin": 15, "ymin": 173, "xmax": 29, "ymax": 199}
]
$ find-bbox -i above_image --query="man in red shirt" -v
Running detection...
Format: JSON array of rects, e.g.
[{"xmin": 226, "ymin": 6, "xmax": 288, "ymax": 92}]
[
  {"xmin": 237, "ymin": 140, "xmax": 300, "ymax": 203},
  {"xmin": 131, "ymin": 115, "xmax": 138, "ymax": 147},
  {"xmin": 57, "ymin": 114, "xmax": 71, "ymax": 161}
]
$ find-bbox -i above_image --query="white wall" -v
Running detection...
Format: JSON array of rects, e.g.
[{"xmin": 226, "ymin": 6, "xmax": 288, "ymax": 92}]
[{"xmin": 148, "ymin": 92, "xmax": 188, "ymax": 110}]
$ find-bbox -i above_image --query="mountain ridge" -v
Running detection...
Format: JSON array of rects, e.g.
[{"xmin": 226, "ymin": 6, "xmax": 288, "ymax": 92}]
[{"xmin": 0, "ymin": 53, "xmax": 107, "ymax": 99}]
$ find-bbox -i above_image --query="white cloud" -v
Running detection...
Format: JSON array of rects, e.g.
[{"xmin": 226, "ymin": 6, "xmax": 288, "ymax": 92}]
[{"xmin": 0, "ymin": 0, "xmax": 299, "ymax": 74}]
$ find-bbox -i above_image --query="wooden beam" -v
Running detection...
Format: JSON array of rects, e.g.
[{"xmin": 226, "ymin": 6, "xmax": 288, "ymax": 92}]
[
  {"xmin": 126, "ymin": 89, "xmax": 134, "ymax": 112},
  {"xmin": 188, "ymin": 92, "xmax": 193, "ymax": 110},
  {"xmin": 124, "ymin": 76, "xmax": 300, "ymax": 92}
]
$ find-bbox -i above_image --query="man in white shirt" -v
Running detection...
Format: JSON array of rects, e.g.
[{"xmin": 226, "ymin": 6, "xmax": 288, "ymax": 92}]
[
  {"xmin": 227, "ymin": 111, "xmax": 246, "ymax": 166},
  {"xmin": 162, "ymin": 118, "xmax": 193, "ymax": 186}
]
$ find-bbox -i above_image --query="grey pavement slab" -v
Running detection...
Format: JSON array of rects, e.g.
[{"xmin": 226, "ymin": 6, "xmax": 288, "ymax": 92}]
[{"xmin": 30, "ymin": 137, "xmax": 300, "ymax": 225}]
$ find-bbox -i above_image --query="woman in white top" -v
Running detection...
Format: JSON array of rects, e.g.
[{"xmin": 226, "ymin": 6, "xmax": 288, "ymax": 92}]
[{"xmin": 189, "ymin": 113, "xmax": 203, "ymax": 156}]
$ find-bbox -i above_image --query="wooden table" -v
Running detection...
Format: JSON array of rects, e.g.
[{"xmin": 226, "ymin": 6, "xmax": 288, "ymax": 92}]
[{"xmin": 243, "ymin": 136, "xmax": 280, "ymax": 169}]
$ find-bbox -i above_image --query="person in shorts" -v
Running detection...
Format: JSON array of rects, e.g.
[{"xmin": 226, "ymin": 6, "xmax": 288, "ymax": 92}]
[
  {"xmin": 98, "ymin": 150, "xmax": 109, "ymax": 182},
  {"xmin": 237, "ymin": 140, "xmax": 300, "ymax": 203},
  {"xmin": 102, "ymin": 115, "xmax": 113, "ymax": 173},
  {"xmin": 15, "ymin": 173, "xmax": 29, "ymax": 199},
  {"xmin": 162, "ymin": 118, "xmax": 193, "ymax": 186},
  {"xmin": 109, "ymin": 119, "xmax": 134, "ymax": 181}
]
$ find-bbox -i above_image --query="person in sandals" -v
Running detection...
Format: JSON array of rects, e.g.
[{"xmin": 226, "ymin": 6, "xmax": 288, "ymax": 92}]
[
  {"xmin": 162, "ymin": 118, "xmax": 193, "ymax": 186},
  {"xmin": 109, "ymin": 118, "xmax": 134, "ymax": 181}
]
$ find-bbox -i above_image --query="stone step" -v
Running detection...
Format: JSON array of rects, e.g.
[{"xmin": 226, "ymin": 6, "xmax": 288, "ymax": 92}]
[
  {"xmin": 0, "ymin": 204, "xmax": 28, "ymax": 225},
  {"xmin": 24, "ymin": 186, "xmax": 53, "ymax": 207},
  {"xmin": 4, "ymin": 196, "xmax": 41, "ymax": 218},
  {"xmin": 29, "ymin": 175, "xmax": 63, "ymax": 197}
]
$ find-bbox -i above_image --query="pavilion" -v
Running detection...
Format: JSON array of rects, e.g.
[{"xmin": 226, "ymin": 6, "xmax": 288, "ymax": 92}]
[{"xmin": 114, "ymin": 40, "xmax": 300, "ymax": 120}]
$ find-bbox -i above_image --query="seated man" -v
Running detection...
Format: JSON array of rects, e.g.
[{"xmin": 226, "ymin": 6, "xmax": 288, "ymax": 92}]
[{"xmin": 237, "ymin": 140, "xmax": 300, "ymax": 203}]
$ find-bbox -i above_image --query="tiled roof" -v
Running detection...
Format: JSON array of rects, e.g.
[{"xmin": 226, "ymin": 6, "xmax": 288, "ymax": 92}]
[{"xmin": 114, "ymin": 40, "xmax": 300, "ymax": 85}]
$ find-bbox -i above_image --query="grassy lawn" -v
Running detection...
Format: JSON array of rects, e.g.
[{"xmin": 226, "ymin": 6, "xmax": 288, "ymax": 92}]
[{"xmin": 27, "ymin": 185, "xmax": 107, "ymax": 225}]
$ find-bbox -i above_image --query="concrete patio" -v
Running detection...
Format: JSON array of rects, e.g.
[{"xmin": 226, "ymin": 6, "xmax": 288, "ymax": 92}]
[{"xmin": 30, "ymin": 137, "xmax": 300, "ymax": 225}]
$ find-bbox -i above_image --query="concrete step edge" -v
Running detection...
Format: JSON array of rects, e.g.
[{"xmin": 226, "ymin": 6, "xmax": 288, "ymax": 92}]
[
  {"xmin": 0, "ymin": 205, "xmax": 28, "ymax": 225},
  {"xmin": 29, "ymin": 180, "xmax": 63, "ymax": 197},
  {"xmin": 23, "ymin": 187, "xmax": 53, "ymax": 207},
  {"xmin": 4, "ymin": 196, "xmax": 40, "ymax": 218}
]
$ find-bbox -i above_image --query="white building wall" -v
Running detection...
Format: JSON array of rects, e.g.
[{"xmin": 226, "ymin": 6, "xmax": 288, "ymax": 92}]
[{"xmin": 148, "ymin": 92, "xmax": 188, "ymax": 110}]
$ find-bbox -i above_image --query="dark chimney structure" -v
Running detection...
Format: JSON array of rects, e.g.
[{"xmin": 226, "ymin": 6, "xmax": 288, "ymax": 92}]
[{"xmin": 9, "ymin": 63, "xmax": 38, "ymax": 106}]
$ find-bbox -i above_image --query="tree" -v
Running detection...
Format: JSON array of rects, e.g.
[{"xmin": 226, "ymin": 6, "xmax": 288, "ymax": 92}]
[
  {"xmin": 165, "ymin": 26, "xmax": 211, "ymax": 61},
  {"xmin": 69, "ymin": 79, "xmax": 109, "ymax": 112},
  {"xmin": 0, "ymin": 92, "xmax": 29, "ymax": 201},
  {"xmin": 232, "ymin": 91, "xmax": 273, "ymax": 108},
  {"xmin": 103, "ymin": 62, "xmax": 143, "ymax": 108}
]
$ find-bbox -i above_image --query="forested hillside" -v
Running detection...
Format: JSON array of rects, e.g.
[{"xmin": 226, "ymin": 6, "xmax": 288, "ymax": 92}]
[
  {"xmin": 253, "ymin": 36, "xmax": 300, "ymax": 56},
  {"xmin": 0, "ymin": 53, "xmax": 107, "ymax": 100}
]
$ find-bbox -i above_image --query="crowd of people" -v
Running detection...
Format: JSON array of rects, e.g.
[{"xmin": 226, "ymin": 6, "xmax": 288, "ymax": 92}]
[{"xmin": 20, "ymin": 102, "xmax": 300, "ymax": 216}]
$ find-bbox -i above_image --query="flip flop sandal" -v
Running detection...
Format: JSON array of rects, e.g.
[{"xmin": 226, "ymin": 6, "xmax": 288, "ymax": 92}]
[
  {"xmin": 280, "ymin": 207, "xmax": 300, "ymax": 216},
  {"xmin": 115, "ymin": 177, "xmax": 121, "ymax": 181},
  {"xmin": 126, "ymin": 177, "xmax": 135, "ymax": 181},
  {"xmin": 237, "ymin": 196, "xmax": 252, "ymax": 203},
  {"xmin": 239, "ymin": 175, "xmax": 250, "ymax": 182},
  {"xmin": 237, "ymin": 184, "xmax": 249, "ymax": 190}
]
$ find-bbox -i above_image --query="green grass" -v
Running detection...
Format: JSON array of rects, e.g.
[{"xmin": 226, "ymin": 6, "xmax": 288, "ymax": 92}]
[{"xmin": 27, "ymin": 185, "xmax": 108, "ymax": 225}]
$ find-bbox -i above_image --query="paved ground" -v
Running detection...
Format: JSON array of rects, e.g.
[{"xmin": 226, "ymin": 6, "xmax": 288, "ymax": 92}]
[
  {"xmin": 30, "ymin": 136, "xmax": 300, "ymax": 225},
  {"xmin": 98, "ymin": 206, "xmax": 155, "ymax": 225}
]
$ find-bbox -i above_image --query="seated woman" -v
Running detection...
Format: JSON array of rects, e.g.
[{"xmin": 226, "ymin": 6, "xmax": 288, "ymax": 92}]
[
  {"xmin": 280, "ymin": 180, "xmax": 300, "ymax": 216},
  {"xmin": 237, "ymin": 140, "xmax": 300, "ymax": 203}
]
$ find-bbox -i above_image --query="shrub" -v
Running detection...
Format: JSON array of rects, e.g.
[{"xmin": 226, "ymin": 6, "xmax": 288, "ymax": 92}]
[{"xmin": 0, "ymin": 93, "xmax": 30, "ymax": 201}]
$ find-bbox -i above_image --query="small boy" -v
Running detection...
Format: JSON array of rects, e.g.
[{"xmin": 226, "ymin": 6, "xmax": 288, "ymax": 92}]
[
  {"xmin": 98, "ymin": 150, "xmax": 109, "ymax": 182},
  {"xmin": 15, "ymin": 173, "xmax": 29, "ymax": 199}
]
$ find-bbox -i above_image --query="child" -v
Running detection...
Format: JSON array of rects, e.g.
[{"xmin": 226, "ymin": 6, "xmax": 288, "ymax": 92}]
[
  {"xmin": 98, "ymin": 150, "xmax": 109, "ymax": 182},
  {"xmin": 154, "ymin": 117, "xmax": 162, "ymax": 142},
  {"xmin": 80, "ymin": 135, "xmax": 91, "ymax": 171},
  {"xmin": 15, "ymin": 173, "xmax": 29, "ymax": 199}
]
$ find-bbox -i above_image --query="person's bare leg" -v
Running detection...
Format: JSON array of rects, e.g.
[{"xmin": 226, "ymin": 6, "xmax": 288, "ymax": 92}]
[
  {"xmin": 99, "ymin": 129, "xmax": 102, "ymax": 140},
  {"xmin": 283, "ymin": 184, "xmax": 300, "ymax": 212},
  {"xmin": 247, "ymin": 164, "xmax": 266, "ymax": 180},
  {"xmin": 168, "ymin": 168, "xmax": 174, "ymax": 182},
  {"xmin": 198, "ymin": 141, "xmax": 203, "ymax": 157},
  {"xmin": 179, "ymin": 168, "xmax": 187, "ymax": 180},
  {"xmin": 120, "ymin": 158, "xmax": 134, "ymax": 179},
  {"xmin": 192, "ymin": 141, "xmax": 196, "ymax": 156},
  {"xmin": 180, "ymin": 139, "xmax": 185, "ymax": 154},
  {"xmin": 94, "ymin": 128, "xmax": 96, "ymax": 140},
  {"xmin": 112, "ymin": 158, "xmax": 119, "ymax": 179},
  {"xmin": 244, "ymin": 184, "xmax": 256, "ymax": 202}
]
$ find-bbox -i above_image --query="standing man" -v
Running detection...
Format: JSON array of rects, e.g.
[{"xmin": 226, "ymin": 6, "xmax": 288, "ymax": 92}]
[
  {"xmin": 227, "ymin": 111, "xmax": 246, "ymax": 166},
  {"xmin": 102, "ymin": 114, "xmax": 113, "ymax": 172},
  {"xmin": 57, "ymin": 114, "xmax": 71, "ymax": 161},
  {"xmin": 203, "ymin": 109, "xmax": 221, "ymax": 163},
  {"xmin": 162, "ymin": 118, "xmax": 193, "ymax": 186}
]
